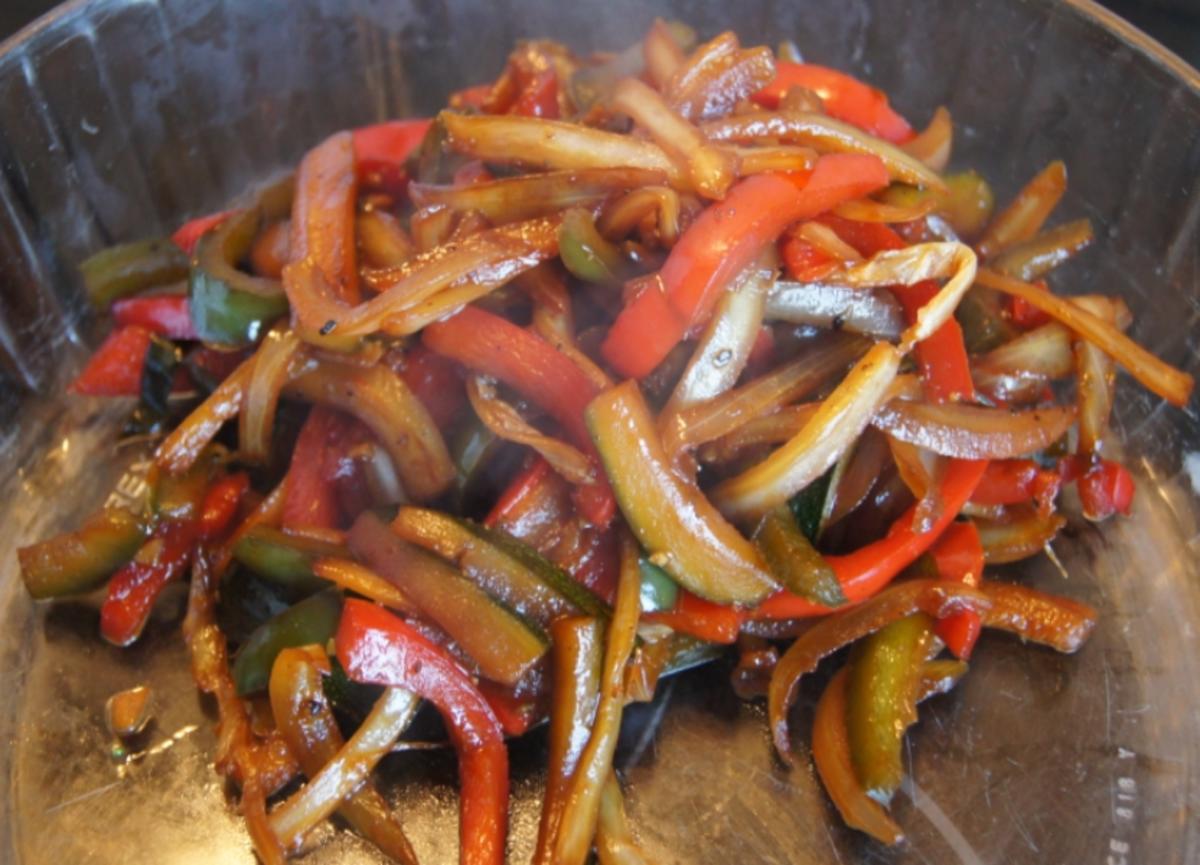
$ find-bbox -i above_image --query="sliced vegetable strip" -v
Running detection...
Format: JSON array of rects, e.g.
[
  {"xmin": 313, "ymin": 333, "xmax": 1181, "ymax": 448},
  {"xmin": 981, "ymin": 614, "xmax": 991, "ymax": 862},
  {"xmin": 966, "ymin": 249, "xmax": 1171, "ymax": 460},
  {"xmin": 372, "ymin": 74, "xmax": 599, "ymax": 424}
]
[
  {"xmin": 267, "ymin": 646, "xmax": 420, "ymax": 864},
  {"xmin": 845, "ymin": 613, "xmax": 935, "ymax": 803},
  {"xmin": 269, "ymin": 683, "xmax": 420, "ymax": 851},
  {"xmin": 348, "ymin": 512, "xmax": 548, "ymax": 687},
  {"xmin": 111, "ymin": 294, "xmax": 196, "ymax": 340},
  {"xmin": 550, "ymin": 532, "xmax": 641, "ymax": 865},
  {"xmin": 702, "ymin": 111, "xmax": 941, "ymax": 189},
  {"xmin": 930, "ymin": 521, "xmax": 986, "ymax": 659},
  {"xmin": 70, "ymin": 325, "xmax": 155, "ymax": 397},
  {"xmin": 424, "ymin": 305, "xmax": 615, "ymax": 525},
  {"xmin": 768, "ymin": 579, "xmax": 991, "ymax": 764},
  {"xmin": 440, "ymin": 112, "xmax": 681, "ymax": 182},
  {"xmin": 586, "ymin": 380, "xmax": 777, "ymax": 605},
  {"xmin": 100, "ymin": 523, "xmax": 195, "ymax": 646},
  {"xmin": 19, "ymin": 506, "xmax": 147, "ymax": 600},
  {"xmin": 288, "ymin": 130, "xmax": 360, "ymax": 309},
  {"xmin": 752, "ymin": 62, "xmax": 914, "ymax": 142},
  {"xmin": 979, "ymin": 581, "xmax": 1097, "ymax": 653},
  {"xmin": 975, "ymin": 268, "xmax": 1193, "ymax": 406},
  {"xmin": 533, "ymin": 616, "xmax": 604, "ymax": 865},
  {"xmin": 603, "ymin": 155, "xmax": 889, "ymax": 378},
  {"xmin": 872, "ymin": 401, "xmax": 1076, "ymax": 460},
  {"xmin": 712, "ymin": 341, "xmax": 901, "ymax": 520},
  {"xmin": 337, "ymin": 599, "xmax": 509, "ymax": 865},
  {"xmin": 811, "ymin": 669, "xmax": 905, "ymax": 845},
  {"xmin": 286, "ymin": 359, "xmax": 455, "ymax": 502},
  {"xmin": 752, "ymin": 459, "xmax": 988, "ymax": 619},
  {"xmin": 410, "ymin": 168, "xmax": 666, "ymax": 223}
]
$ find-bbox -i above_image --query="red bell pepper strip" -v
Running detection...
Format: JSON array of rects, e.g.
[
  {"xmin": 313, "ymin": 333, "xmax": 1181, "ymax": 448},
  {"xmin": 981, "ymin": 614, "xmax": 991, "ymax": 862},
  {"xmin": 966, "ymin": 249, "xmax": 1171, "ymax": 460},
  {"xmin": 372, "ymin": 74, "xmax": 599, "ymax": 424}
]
[
  {"xmin": 282, "ymin": 407, "xmax": 343, "ymax": 531},
  {"xmin": 186, "ymin": 345, "xmax": 252, "ymax": 388},
  {"xmin": 780, "ymin": 234, "xmax": 839, "ymax": 282},
  {"xmin": 352, "ymin": 118, "xmax": 433, "ymax": 197},
  {"xmin": 752, "ymin": 458, "xmax": 988, "ymax": 619},
  {"xmin": 400, "ymin": 345, "xmax": 466, "ymax": 429},
  {"xmin": 478, "ymin": 679, "xmax": 543, "ymax": 737},
  {"xmin": 816, "ymin": 213, "xmax": 906, "ymax": 256},
  {"xmin": 70, "ymin": 324, "xmax": 154, "ymax": 397},
  {"xmin": 751, "ymin": 62, "xmax": 914, "ymax": 143},
  {"xmin": 100, "ymin": 522, "xmax": 195, "ymax": 647},
  {"xmin": 451, "ymin": 83, "xmax": 495, "ymax": 110},
  {"xmin": 602, "ymin": 154, "xmax": 889, "ymax": 378},
  {"xmin": 877, "ymin": 228, "xmax": 983, "ymax": 643},
  {"xmin": 424, "ymin": 307, "xmax": 615, "ymax": 526},
  {"xmin": 893, "ymin": 279, "xmax": 976, "ymax": 402},
  {"xmin": 644, "ymin": 588, "xmax": 742, "ymax": 644},
  {"xmin": 971, "ymin": 459, "xmax": 1062, "ymax": 513},
  {"xmin": 112, "ymin": 294, "xmax": 198, "ymax": 340},
  {"xmin": 484, "ymin": 456, "xmax": 621, "ymax": 604},
  {"xmin": 198, "ymin": 472, "xmax": 250, "ymax": 541},
  {"xmin": 485, "ymin": 458, "xmax": 554, "ymax": 529},
  {"xmin": 172, "ymin": 209, "xmax": 236, "ymax": 256},
  {"xmin": 511, "ymin": 70, "xmax": 559, "ymax": 118},
  {"xmin": 337, "ymin": 599, "xmax": 509, "ymax": 865},
  {"xmin": 1073, "ymin": 457, "xmax": 1135, "ymax": 520},
  {"xmin": 929, "ymin": 521, "xmax": 985, "ymax": 659},
  {"xmin": 1008, "ymin": 280, "xmax": 1053, "ymax": 329}
]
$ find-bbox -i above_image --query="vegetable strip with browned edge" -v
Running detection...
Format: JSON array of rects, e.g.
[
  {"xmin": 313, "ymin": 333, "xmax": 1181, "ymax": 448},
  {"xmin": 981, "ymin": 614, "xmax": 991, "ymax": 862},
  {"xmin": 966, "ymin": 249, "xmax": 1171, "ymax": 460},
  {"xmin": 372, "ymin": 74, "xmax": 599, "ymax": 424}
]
[
  {"xmin": 550, "ymin": 532, "xmax": 642, "ymax": 865},
  {"xmin": 268, "ymin": 647, "xmax": 420, "ymax": 861},
  {"xmin": 768, "ymin": 580, "xmax": 991, "ymax": 765}
]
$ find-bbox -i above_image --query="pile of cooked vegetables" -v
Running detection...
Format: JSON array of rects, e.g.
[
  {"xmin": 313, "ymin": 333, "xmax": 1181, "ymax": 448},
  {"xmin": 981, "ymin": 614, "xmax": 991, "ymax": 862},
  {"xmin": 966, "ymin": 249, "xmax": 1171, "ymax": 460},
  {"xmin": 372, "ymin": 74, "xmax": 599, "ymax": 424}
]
[{"xmin": 18, "ymin": 21, "xmax": 1193, "ymax": 864}]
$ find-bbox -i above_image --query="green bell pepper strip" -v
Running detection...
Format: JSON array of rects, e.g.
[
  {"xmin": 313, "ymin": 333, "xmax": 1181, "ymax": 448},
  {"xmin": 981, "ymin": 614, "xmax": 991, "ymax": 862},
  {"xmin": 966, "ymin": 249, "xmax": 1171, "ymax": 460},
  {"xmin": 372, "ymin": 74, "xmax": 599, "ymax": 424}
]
[
  {"xmin": 558, "ymin": 208, "xmax": 627, "ymax": 284},
  {"xmin": 811, "ymin": 668, "xmax": 905, "ymax": 846},
  {"xmin": 844, "ymin": 613, "xmax": 936, "ymax": 804},
  {"xmin": 232, "ymin": 525, "xmax": 348, "ymax": 592},
  {"xmin": 18, "ymin": 507, "xmax": 148, "ymax": 599},
  {"xmin": 81, "ymin": 237, "xmax": 189, "ymax": 309},
  {"xmin": 954, "ymin": 286, "xmax": 1017, "ymax": 354},
  {"xmin": 753, "ymin": 505, "xmax": 846, "ymax": 608},
  {"xmin": 152, "ymin": 447, "xmax": 221, "ymax": 523},
  {"xmin": 189, "ymin": 205, "xmax": 290, "ymax": 344},
  {"xmin": 768, "ymin": 579, "xmax": 992, "ymax": 766},
  {"xmin": 586, "ymin": 379, "xmax": 777, "ymax": 606},
  {"xmin": 881, "ymin": 171, "xmax": 995, "ymax": 240},
  {"xmin": 348, "ymin": 512, "xmax": 548, "ymax": 687},
  {"xmin": 812, "ymin": 657, "xmax": 971, "ymax": 847},
  {"xmin": 637, "ymin": 559, "xmax": 679, "ymax": 614},
  {"xmin": 231, "ymin": 589, "xmax": 343, "ymax": 695},
  {"xmin": 990, "ymin": 218, "xmax": 1094, "ymax": 282},
  {"xmin": 787, "ymin": 465, "xmax": 835, "ymax": 543}
]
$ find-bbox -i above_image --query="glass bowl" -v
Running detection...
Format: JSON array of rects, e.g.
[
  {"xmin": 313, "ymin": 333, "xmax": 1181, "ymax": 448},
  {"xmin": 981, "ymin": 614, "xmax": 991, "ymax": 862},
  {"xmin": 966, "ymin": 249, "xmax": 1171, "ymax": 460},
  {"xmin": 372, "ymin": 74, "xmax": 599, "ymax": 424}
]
[{"xmin": 0, "ymin": 1, "xmax": 1196, "ymax": 862}]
